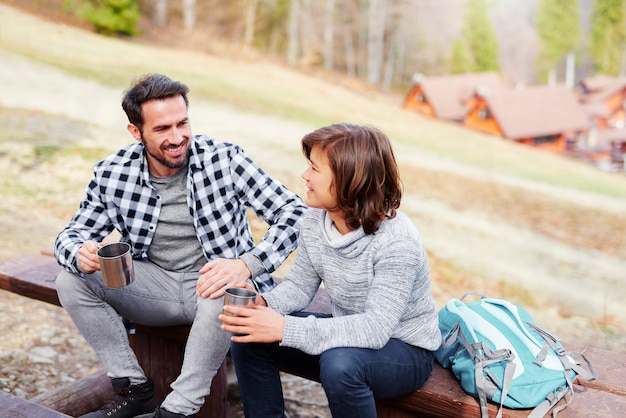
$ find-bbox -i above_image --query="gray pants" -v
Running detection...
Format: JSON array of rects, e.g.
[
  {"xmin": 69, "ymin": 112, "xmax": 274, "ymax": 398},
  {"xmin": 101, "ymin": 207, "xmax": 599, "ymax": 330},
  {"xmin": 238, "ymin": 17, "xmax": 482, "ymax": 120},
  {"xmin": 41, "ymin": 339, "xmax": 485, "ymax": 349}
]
[{"xmin": 55, "ymin": 260, "xmax": 230, "ymax": 415}]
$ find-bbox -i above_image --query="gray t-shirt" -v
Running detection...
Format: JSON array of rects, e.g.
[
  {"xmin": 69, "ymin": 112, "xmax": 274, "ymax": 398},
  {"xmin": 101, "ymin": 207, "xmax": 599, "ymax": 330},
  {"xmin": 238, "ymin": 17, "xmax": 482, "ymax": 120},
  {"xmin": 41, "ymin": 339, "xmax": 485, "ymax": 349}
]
[{"xmin": 148, "ymin": 166, "xmax": 206, "ymax": 272}]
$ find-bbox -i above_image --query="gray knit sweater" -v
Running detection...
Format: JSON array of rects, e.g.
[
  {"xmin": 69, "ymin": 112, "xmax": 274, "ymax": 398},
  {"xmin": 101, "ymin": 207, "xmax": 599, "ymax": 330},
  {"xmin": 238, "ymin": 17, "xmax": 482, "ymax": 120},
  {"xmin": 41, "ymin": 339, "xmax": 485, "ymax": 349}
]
[{"xmin": 263, "ymin": 208, "xmax": 442, "ymax": 355}]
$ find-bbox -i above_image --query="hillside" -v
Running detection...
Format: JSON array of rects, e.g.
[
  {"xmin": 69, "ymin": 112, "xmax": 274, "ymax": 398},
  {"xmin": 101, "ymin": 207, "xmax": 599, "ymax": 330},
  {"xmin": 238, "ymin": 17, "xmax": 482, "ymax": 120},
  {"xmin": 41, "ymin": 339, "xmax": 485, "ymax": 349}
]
[{"xmin": 0, "ymin": 3, "xmax": 625, "ymax": 405}]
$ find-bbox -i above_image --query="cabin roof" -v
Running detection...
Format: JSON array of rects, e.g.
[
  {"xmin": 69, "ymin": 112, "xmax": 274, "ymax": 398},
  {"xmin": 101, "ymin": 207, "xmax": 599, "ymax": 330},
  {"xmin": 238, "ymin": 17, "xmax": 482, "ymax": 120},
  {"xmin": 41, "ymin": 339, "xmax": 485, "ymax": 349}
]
[
  {"xmin": 416, "ymin": 72, "xmax": 505, "ymax": 120},
  {"xmin": 480, "ymin": 85, "xmax": 589, "ymax": 139}
]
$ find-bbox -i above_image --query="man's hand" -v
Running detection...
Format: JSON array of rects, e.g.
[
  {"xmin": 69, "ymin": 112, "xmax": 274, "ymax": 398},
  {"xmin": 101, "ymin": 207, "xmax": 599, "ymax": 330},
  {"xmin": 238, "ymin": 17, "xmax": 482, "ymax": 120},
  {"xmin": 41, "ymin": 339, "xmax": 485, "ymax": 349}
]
[
  {"xmin": 219, "ymin": 304, "xmax": 285, "ymax": 343},
  {"xmin": 197, "ymin": 258, "xmax": 252, "ymax": 299},
  {"xmin": 77, "ymin": 240, "xmax": 106, "ymax": 273}
]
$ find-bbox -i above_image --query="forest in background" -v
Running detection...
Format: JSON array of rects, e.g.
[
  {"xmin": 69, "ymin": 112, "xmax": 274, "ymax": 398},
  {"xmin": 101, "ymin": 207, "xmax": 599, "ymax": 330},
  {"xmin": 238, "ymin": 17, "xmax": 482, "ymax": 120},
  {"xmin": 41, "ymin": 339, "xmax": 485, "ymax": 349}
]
[{"xmin": 39, "ymin": 0, "xmax": 626, "ymax": 93}]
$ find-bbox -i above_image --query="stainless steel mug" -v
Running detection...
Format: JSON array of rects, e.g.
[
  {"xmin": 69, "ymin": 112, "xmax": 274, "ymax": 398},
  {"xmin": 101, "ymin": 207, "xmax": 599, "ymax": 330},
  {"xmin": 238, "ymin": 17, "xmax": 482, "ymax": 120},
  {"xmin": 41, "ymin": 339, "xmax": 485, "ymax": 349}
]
[
  {"xmin": 223, "ymin": 287, "xmax": 257, "ymax": 315},
  {"xmin": 97, "ymin": 242, "xmax": 134, "ymax": 288}
]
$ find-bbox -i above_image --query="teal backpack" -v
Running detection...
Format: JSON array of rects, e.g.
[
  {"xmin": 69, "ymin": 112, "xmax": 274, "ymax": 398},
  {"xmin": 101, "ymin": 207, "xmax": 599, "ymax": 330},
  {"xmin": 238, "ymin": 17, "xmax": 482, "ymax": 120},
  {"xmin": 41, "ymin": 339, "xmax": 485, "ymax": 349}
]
[{"xmin": 434, "ymin": 293, "xmax": 597, "ymax": 418}]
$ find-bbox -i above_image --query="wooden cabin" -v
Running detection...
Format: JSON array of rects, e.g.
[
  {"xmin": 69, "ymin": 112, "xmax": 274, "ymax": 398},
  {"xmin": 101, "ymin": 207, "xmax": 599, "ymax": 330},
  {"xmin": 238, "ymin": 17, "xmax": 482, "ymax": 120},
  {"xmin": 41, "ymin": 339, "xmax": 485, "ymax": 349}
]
[
  {"xmin": 576, "ymin": 76, "xmax": 626, "ymax": 169},
  {"xmin": 577, "ymin": 76, "xmax": 626, "ymax": 130},
  {"xmin": 584, "ymin": 127, "xmax": 626, "ymax": 170},
  {"xmin": 403, "ymin": 72, "xmax": 505, "ymax": 121},
  {"xmin": 463, "ymin": 85, "xmax": 589, "ymax": 153}
]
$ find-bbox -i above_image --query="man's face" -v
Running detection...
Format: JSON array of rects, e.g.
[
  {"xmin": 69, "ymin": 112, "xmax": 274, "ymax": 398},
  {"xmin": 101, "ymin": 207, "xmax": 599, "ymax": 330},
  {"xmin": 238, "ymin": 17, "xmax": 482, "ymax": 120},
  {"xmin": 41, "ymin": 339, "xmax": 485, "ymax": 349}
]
[{"xmin": 128, "ymin": 95, "xmax": 192, "ymax": 177}]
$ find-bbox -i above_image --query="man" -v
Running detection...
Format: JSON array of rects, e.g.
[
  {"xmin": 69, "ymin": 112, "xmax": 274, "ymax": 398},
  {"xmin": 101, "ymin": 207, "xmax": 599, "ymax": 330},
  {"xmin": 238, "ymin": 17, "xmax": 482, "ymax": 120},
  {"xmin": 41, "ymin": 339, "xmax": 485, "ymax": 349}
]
[{"xmin": 54, "ymin": 73, "xmax": 307, "ymax": 418}]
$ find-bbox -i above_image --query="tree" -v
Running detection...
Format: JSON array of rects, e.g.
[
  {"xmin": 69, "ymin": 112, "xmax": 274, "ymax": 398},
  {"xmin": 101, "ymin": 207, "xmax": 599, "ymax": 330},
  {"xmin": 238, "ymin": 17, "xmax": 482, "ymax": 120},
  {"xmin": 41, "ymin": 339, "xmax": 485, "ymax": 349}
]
[
  {"xmin": 323, "ymin": 0, "xmax": 336, "ymax": 70},
  {"xmin": 366, "ymin": 0, "xmax": 386, "ymax": 84},
  {"xmin": 590, "ymin": 0, "xmax": 626, "ymax": 76},
  {"xmin": 183, "ymin": 0, "xmax": 196, "ymax": 31},
  {"xmin": 243, "ymin": 0, "xmax": 259, "ymax": 50},
  {"xmin": 154, "ymin": 0, "xmax": 167, "ymax": 28},
  {"xmin": 461, "ymin": 0, "xmax": 500, "ymax": 72},
  {"xmin": 255, "ymin": 0, "xmax": 290, "ymax": 55},
  {"xmin": 340, "ymin": 0, "xmax": 357, "ymax": 77},
  {"xmin": 536, "ymin": 0, "xmax": 581, "ymax": 83},
  {"xmin": 149, "ymin": 0, "xmax": 193, "ymax": 31},
  {"xmin": 78, "ymin": 0, "xmax": 141, "ymax": 36},
  {"xmin": 450, "ymin": 38, "xmax": 472, "ymax": 74}
]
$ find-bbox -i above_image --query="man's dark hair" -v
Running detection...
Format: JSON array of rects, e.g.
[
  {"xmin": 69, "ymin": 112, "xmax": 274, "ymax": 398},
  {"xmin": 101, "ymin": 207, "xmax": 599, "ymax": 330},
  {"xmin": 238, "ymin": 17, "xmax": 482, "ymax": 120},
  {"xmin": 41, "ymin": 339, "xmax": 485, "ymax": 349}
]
[{"xmin": 122, "ymin": 73, "xmax": 190, "ymax": 133}]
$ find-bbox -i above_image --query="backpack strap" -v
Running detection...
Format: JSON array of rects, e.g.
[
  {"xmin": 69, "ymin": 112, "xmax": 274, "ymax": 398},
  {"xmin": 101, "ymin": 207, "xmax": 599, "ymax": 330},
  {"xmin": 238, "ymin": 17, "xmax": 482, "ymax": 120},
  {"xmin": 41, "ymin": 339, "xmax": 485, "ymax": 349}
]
[
  {"xmin": 445, "ymin": 323, "xmax": 515, "ymax": 418},
  {"xmin": 526, "ymin": 323, "xmax": 598, "ymax": 417},
  {"xmin": 528, "ymin": 323, "xmax": 598, "ymax": 382},
  {"xmin": 460, "ymin": 291, "xmax": 486, "ymax": 301},
  {"xmin": 527, "ymin": 386, "xmax": 569, "ymax": 418},
  {"xmin": 474, "ymin": 347, "xmax": 516, "ymax": 418}
]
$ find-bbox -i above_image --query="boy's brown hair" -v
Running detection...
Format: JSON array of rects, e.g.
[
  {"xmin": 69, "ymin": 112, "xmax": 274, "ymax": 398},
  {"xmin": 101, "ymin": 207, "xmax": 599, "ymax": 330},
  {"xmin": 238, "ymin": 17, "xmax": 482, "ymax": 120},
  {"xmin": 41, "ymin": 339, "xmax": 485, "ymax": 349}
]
[{"xmin": 302, "ymin": 123, "xmax": 402, "ymax": 234}]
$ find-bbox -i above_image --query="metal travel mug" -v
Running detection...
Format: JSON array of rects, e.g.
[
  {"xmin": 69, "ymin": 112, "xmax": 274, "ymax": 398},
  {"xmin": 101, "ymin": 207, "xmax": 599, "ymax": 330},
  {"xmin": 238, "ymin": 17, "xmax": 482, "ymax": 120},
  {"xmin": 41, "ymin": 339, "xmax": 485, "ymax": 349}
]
[
  {"xmin": 223, "ymin": 287, "xmax": 257, "ymax": 316},
  {"xmin": 97, "ymin": 242, "xmax": 134, "ymax": 288}
]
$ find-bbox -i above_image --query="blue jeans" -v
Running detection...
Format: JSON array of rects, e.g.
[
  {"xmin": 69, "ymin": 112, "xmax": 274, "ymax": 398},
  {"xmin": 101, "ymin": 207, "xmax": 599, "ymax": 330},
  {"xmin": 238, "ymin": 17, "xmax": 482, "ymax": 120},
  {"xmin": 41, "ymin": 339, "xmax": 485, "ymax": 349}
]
[
  {"xmin": 55, "ymin": 260, "xmax": 231, "ymax": 415},
  {"xmin": 230, "ymin": 312, "xmax": 434, "ymax": 418}
]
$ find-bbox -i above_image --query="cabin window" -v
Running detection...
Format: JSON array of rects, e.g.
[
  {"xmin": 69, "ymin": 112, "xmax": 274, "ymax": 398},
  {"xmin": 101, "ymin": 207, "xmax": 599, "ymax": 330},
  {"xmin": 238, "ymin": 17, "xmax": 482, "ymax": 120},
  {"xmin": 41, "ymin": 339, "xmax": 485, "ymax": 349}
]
[
  {"xmin": 415, "ymin": 93, "xmax": 426, "ymax": 103},
  {"xmin": 478, "ymin": 107, "xmax": 491, "ymax": 120},
  {"xmin": 534, "ymin": 135, "xmax": 558, "ymax": 145}
]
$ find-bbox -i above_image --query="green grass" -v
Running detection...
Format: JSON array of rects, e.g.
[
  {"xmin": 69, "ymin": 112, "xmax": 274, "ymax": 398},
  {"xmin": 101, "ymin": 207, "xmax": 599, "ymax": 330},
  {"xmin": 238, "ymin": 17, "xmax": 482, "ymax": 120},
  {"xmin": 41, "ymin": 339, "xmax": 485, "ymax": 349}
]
[{"xmin": 1, "ymin": 5, "xmax": 626, "ymax": 200}]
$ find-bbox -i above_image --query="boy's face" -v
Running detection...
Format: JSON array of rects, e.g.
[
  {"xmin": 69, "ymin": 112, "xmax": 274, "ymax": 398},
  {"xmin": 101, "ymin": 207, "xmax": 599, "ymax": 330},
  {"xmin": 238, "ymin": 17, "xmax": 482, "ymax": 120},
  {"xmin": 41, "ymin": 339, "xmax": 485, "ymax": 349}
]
[{"xmin": 301, "ymin": 144, "xmax": 336, "ymax": 210}]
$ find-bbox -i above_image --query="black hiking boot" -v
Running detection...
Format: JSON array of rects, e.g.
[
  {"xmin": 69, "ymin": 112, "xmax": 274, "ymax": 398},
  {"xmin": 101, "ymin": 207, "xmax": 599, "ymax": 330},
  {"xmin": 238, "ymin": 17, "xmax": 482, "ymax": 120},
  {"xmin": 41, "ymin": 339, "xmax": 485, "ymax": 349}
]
[
  {"xmin": 79, "ymin": 377, "xmax": 156, "ymax": 418},
  {"xmin": 134, "ymin": 406, "xmax": 196, "ymax": 418}
]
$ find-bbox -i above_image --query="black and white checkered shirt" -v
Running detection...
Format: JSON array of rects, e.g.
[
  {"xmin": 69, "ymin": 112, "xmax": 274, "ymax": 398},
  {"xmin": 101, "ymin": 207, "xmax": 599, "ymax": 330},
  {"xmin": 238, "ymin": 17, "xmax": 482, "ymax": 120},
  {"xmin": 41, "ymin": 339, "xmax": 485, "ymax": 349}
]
[{"xmin": 54, "ymin": 134, "xmax": 307, "ymax": 291}]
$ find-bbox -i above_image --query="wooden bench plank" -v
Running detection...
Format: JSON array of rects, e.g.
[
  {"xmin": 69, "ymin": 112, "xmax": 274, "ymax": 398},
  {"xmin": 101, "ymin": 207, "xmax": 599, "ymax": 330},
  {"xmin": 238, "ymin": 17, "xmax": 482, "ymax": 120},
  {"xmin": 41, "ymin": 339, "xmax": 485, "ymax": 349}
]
[
  {"xmin": 129, "ymin": 325, "xmax": 228, "ymax": 418},
  {"xmin": 29, "ymin": 369, "xmax": 113, "ymax": 416},
  {"xmin": 565, "ymin": 343, "xmax": 626, "ymax": 396},
  {"xmin": 3, "ymin": 253, "xmax": 626, "ymax": 418},
  {"xmin": 0, "ymin": 254, "xmax": 61, "ymax": 306},
  {"xmin": 376, "ymin": 360, "xmax": 626, "ymax": 418},
  {"xmin": 0, "ymin": 391, "xmax": 71, "ymax": 418},
  {"xmin": 3, "ymin": 253, "xmax": 621, "ymax": 378},
  {"xmin": 557, "ymin": 385, "xmax": 626, "ymax": 417},
  {"xmin": 376, "ymin": 363, "xmax": 528, "ymax": 418}
]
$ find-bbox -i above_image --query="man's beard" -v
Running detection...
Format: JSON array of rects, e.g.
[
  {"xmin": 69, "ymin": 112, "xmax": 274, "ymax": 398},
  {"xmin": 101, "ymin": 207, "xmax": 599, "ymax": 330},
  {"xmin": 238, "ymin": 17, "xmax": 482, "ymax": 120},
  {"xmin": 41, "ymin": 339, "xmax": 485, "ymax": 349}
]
[{"xmin": 142, "ymin": 137, "xmax": 191, "ymax": 170}]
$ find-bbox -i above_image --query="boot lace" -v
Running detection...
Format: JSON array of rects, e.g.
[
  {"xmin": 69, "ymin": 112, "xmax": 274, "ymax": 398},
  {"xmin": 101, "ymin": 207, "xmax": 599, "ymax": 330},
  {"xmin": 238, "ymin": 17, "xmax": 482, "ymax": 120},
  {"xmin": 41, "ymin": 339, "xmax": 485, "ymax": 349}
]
[{"xmin": 99, "ymin": 387, "xmax": 134, "ymax": 415}]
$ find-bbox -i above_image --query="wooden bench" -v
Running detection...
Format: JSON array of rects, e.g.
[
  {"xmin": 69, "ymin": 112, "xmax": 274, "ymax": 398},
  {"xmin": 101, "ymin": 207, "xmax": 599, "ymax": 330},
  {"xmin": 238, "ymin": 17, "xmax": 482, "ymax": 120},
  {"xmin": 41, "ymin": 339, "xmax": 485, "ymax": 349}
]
[
  {"xmin": 2, "ymin": 252, "xmax": 626, "ymax": 417},
  {"xmin": 0, "ymin": 390, "xmax": 71, "ymax": 418},
  {"xmin": 0, "ymin": 252, "xmax": 228, "ymax": 418}
]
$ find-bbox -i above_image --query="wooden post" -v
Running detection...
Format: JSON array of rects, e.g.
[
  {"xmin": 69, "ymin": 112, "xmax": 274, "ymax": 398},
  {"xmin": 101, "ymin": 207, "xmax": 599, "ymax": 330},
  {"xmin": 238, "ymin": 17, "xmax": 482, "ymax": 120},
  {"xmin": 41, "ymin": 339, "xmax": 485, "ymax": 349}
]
[
  {"xmin": 130, "ymin": 325, "xmax": 229, "ymax": 418},
  {"xmin": 0, "ymin": 391, "xmax": 72, "ymax": 418},
  {"xmin": 30, "ymin": 369, "xmax": 114, "ymax": 416}
]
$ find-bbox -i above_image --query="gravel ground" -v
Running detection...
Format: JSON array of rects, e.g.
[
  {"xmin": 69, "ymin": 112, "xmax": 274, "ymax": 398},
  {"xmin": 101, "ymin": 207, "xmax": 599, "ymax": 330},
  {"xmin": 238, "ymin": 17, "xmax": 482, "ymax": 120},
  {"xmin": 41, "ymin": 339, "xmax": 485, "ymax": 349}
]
[{"xmin": 0, "ymin": 293, "xmax": 98, "ymax": 400}]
